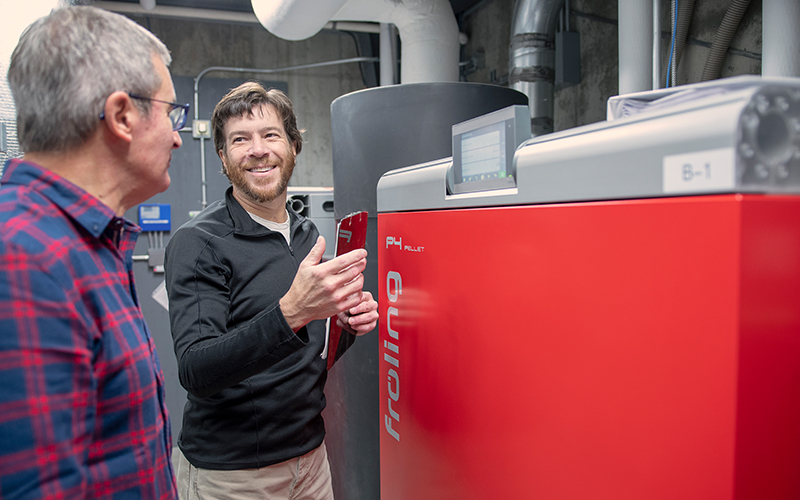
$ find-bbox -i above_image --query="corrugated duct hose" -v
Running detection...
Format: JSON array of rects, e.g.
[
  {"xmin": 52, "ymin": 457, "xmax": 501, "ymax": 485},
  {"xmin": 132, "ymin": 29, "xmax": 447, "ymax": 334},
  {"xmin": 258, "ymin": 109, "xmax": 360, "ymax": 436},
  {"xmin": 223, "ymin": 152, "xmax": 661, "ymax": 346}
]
[
  {"xmin": 672, "ymin": 0, "xmax": 696, "ymax": 86},
  {"xmin": 701, "ymin": 0, "xmax": 752, "ymax": 81},
  {"xmin": 666, "ymin": 0, "xmax": 696, "ymax": 87}
]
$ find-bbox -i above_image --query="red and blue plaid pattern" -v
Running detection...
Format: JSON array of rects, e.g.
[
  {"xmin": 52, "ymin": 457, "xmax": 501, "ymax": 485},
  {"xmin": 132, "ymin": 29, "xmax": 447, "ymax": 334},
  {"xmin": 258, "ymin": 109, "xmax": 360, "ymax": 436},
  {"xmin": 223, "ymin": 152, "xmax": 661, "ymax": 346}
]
[{"xmin": 0, "ymin": 160, "xmax": 177, "ymax": 499}]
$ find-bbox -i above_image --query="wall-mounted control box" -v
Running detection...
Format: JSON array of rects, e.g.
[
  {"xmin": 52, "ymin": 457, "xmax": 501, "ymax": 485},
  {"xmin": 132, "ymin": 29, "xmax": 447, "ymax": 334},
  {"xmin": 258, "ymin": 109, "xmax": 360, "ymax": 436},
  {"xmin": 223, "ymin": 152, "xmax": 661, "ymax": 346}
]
[{"xmin": 138, "ymin": 203, "xmax": 171, "ymax": 232}]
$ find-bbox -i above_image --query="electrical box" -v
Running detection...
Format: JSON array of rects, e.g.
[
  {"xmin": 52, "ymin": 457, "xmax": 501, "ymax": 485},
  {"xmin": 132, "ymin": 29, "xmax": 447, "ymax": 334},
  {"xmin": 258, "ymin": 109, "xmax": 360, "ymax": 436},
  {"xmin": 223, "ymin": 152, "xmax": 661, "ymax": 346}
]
[
  {"xmin": 556, "ymin": 30, "xmax": 581, "ymax": 89},
  {"xmin": 192, "ymin": 119, "xmax": 211, "ymax": 139},
  {"xmin": 138, "ymin": 203, "xmax": 171, "ymax": 232}
]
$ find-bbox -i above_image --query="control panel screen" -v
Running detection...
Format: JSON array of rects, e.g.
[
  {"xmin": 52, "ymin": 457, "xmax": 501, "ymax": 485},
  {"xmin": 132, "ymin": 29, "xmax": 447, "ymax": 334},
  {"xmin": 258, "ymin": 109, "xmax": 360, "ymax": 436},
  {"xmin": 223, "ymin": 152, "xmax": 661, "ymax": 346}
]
[
  {"xmin": 460, "ymin": 122, "xmax": 507, "ymax": 183},
  {"xmin": 450, "ymin": 105, "xmax": 528, "ymax": 195}
]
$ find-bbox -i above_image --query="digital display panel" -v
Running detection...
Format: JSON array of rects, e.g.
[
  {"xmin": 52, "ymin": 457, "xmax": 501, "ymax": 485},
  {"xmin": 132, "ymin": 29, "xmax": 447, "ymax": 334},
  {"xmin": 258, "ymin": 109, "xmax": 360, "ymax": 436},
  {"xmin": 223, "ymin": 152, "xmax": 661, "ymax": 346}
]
[
  {"xmin": 449, "ymin": 105, "xmax": 530, "ymax": 195},
  {"xmin": 460, "ymin": 122, "xmax": 507, "ymax": 183},
  {"xmin": 451, "ymin": 117, "xmax": 518, "ymax": 194}
]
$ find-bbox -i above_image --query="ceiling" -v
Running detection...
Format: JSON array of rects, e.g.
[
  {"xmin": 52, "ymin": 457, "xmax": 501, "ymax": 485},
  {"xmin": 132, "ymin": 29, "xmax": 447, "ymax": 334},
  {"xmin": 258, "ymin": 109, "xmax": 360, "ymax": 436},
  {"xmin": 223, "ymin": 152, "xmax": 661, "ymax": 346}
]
[{"xmin": 109, "ymin": 0, "xmax": 486, "ymax": 17}]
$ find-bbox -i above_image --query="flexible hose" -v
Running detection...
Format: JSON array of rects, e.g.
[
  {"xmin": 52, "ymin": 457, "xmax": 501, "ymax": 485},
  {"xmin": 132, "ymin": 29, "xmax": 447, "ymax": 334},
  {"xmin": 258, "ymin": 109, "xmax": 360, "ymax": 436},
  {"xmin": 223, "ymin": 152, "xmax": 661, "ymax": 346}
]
[
  {"xmin": 671, "ymin": 0, "xmax": 695, "ymax": 86},
  {"xmin": 665, "ymin": 0, "xmax": 677, "ymax": 87},
  {"xmin": 701, "ymin": 0, "xmax": 752, "ymax": 81}
]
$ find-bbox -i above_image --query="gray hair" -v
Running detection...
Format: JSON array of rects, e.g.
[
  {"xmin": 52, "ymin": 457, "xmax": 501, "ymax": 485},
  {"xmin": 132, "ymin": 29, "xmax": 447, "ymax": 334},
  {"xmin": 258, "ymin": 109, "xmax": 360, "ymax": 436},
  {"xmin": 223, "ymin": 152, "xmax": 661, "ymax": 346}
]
[{"xmin": 7, "ymin": 6, "xmax": 172, "ymax": 153}]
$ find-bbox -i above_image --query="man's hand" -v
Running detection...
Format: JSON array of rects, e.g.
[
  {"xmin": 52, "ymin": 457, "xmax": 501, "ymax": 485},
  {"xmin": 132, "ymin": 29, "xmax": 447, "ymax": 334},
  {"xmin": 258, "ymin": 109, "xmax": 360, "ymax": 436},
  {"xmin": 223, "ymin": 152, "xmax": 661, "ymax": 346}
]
[
  {"xmin": 336, "ymin": 291, "xmax": 379, "ymax": 336},
  {"xmin": 280, "ymin": 236, "xmax": 368, "ymax": 332}
]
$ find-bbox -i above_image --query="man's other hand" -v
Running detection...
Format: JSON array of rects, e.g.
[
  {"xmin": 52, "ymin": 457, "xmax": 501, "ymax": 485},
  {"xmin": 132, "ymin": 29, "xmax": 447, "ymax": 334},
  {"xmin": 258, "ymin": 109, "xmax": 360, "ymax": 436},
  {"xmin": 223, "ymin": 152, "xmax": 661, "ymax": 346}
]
[{"xmin": 336, "ymin": 291, "xmax": 378, "ymax": 336}]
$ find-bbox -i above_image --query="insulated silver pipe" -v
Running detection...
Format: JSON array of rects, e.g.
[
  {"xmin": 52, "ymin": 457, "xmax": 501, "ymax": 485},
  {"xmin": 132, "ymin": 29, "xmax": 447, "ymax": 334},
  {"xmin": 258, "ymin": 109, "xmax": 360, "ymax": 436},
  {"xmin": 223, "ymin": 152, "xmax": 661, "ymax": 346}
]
[{"xmin": 509, "ymin": 0, "xmax": 564, "ymax": 136}]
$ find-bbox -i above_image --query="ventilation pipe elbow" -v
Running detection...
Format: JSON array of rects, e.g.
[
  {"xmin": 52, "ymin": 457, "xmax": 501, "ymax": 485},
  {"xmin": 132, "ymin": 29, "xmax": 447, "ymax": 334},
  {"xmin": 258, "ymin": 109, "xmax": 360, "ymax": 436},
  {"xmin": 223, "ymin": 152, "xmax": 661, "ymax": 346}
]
[
  {"xmin": 252, "ymin": 0, "xmax": 348, "ymax": 40},
  {"xmin": 252, "ymin": 0, "xmax": 459, "ymax": 83},
  {"xmin": 510, "ymin": 0, "xmax": 564, "ymax": 136}
]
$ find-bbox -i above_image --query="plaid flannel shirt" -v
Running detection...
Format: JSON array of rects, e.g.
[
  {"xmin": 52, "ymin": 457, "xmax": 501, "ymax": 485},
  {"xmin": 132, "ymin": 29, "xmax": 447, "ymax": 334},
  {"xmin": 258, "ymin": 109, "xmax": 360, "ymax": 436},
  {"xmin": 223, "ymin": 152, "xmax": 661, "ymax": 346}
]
[{"xmin": 0, "ymin": 159, "xmax": 176, "ymax": 499}]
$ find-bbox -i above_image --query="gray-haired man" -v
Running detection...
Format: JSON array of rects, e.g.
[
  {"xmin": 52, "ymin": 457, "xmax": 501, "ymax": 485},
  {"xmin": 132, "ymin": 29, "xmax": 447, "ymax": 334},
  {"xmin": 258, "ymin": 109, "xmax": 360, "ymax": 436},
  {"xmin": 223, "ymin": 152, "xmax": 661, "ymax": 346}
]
[{"xmin": 0, "ymin": 6, "xmax": 182, "ymax": 499}]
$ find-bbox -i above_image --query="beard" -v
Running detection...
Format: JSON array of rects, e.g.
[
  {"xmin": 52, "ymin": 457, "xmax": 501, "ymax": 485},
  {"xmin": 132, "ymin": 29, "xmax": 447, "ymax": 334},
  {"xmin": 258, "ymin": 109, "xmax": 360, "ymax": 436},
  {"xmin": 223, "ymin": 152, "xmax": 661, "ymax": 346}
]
[{"xmin": 223, "ymin": 152, "xmax": 296, "ymax": 204}]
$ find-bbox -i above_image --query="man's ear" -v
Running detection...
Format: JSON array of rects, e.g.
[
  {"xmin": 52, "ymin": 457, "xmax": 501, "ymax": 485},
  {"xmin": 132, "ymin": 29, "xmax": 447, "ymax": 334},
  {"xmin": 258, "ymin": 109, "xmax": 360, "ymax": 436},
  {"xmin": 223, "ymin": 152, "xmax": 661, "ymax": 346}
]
[
  {"xmin": 218, "ymin": 148, "xmax": 228, "ymax": 175},
  {"xmin": 101, "ymin": 91, "xmax": 138, "ymax": 143}
]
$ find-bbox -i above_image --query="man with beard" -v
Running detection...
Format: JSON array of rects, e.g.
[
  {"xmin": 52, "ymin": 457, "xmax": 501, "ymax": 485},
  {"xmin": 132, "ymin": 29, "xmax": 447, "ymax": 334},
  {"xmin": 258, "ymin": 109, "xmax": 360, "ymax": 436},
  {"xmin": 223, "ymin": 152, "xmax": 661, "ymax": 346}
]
[{"xmin": 164, "ymin": 82, "xmax": 378, "ymax": 500}]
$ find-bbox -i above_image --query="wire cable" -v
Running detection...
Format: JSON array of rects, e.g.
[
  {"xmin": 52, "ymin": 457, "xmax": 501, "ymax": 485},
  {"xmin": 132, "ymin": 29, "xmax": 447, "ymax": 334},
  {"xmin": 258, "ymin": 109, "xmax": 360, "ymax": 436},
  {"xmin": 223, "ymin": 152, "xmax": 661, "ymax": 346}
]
[{"xmin": 665, "ymin": 0, "xmax": 678, "ymax": 87}]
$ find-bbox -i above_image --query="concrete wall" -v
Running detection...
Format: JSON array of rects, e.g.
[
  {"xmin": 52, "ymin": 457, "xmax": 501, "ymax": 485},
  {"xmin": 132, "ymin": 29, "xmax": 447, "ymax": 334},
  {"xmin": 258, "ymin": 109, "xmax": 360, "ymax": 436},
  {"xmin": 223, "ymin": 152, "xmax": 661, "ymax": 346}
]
[{"xmin": 125, "ymin": 15, "xmax": 366, "ymax": 188}]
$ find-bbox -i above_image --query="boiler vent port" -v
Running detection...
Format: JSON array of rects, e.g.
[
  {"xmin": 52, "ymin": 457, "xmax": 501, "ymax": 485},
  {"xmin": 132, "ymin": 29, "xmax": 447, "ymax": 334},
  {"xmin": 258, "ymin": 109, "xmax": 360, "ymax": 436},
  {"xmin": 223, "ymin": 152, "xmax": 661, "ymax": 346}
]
[{"xmin": 289, "ymin": 194, "xmax": 308, "ymax": 216}]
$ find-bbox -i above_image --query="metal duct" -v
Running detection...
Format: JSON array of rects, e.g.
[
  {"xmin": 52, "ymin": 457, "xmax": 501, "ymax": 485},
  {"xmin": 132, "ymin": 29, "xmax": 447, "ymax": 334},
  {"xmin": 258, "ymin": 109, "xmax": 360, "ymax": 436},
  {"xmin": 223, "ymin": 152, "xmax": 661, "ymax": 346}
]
[{"xmin": 510, "ymin": 0, "xmax": 564, "ymax": 136}]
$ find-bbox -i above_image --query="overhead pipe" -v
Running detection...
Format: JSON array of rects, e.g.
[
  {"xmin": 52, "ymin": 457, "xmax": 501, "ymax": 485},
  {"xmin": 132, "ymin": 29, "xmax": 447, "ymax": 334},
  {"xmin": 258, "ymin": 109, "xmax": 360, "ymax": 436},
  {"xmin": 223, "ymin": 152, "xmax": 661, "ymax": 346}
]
[
  {"xmin": 94, "ymin": 1, "xmax": 380, "ymax": 33},
  {"xmin": 510, "ymin": 0, "xmax": 564, "ymax": 136},
  {"xmin": 252, "ymin": 0, "xmax": 459, "ymax": 83},
  {"xmin": 762, "ymin": 0, "xmax": 800, "ymax": 77},
  {"xmin": 618, "ymin": 0, "xmax": 652, "ymax": 95}
]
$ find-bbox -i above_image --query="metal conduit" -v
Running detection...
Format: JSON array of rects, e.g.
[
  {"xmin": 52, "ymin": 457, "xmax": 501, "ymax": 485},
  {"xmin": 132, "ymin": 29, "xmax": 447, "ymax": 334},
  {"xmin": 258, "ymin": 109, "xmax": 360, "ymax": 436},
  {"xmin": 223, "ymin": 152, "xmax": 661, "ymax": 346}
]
[
  {"xmin": 510, "ymin": 0, "xmax": 565, "ymax": 137},
  {"xmin": 653, "ymin": 0, "xmax": 661, "ymax": 89},
  {"xmin": 619, "ymin": 0, "xmax": 653, "ymax": 94},
  {"xmin": 192, "ymin": 56, "xmax": 379, "ymax": 208}
]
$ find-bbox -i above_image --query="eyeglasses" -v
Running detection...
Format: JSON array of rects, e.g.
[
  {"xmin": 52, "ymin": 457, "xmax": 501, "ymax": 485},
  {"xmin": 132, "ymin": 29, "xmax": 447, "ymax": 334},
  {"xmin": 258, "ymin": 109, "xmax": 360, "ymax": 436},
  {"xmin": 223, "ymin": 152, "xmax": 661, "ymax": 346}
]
[
  {"xmin": 128, "ymin": 93, "xmax": 190, "ymax": 131},
  {"xmin": 99, "ymin": 92, "xmax": 190, "ymax": 131}
]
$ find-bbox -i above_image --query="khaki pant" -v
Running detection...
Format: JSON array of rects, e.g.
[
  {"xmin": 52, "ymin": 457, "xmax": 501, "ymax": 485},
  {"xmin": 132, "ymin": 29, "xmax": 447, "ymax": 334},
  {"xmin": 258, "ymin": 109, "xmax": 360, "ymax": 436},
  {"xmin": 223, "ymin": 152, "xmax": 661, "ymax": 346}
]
[{"xmin": 176, "ymin": 442, "xmax": 334, "ymax": 500}]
